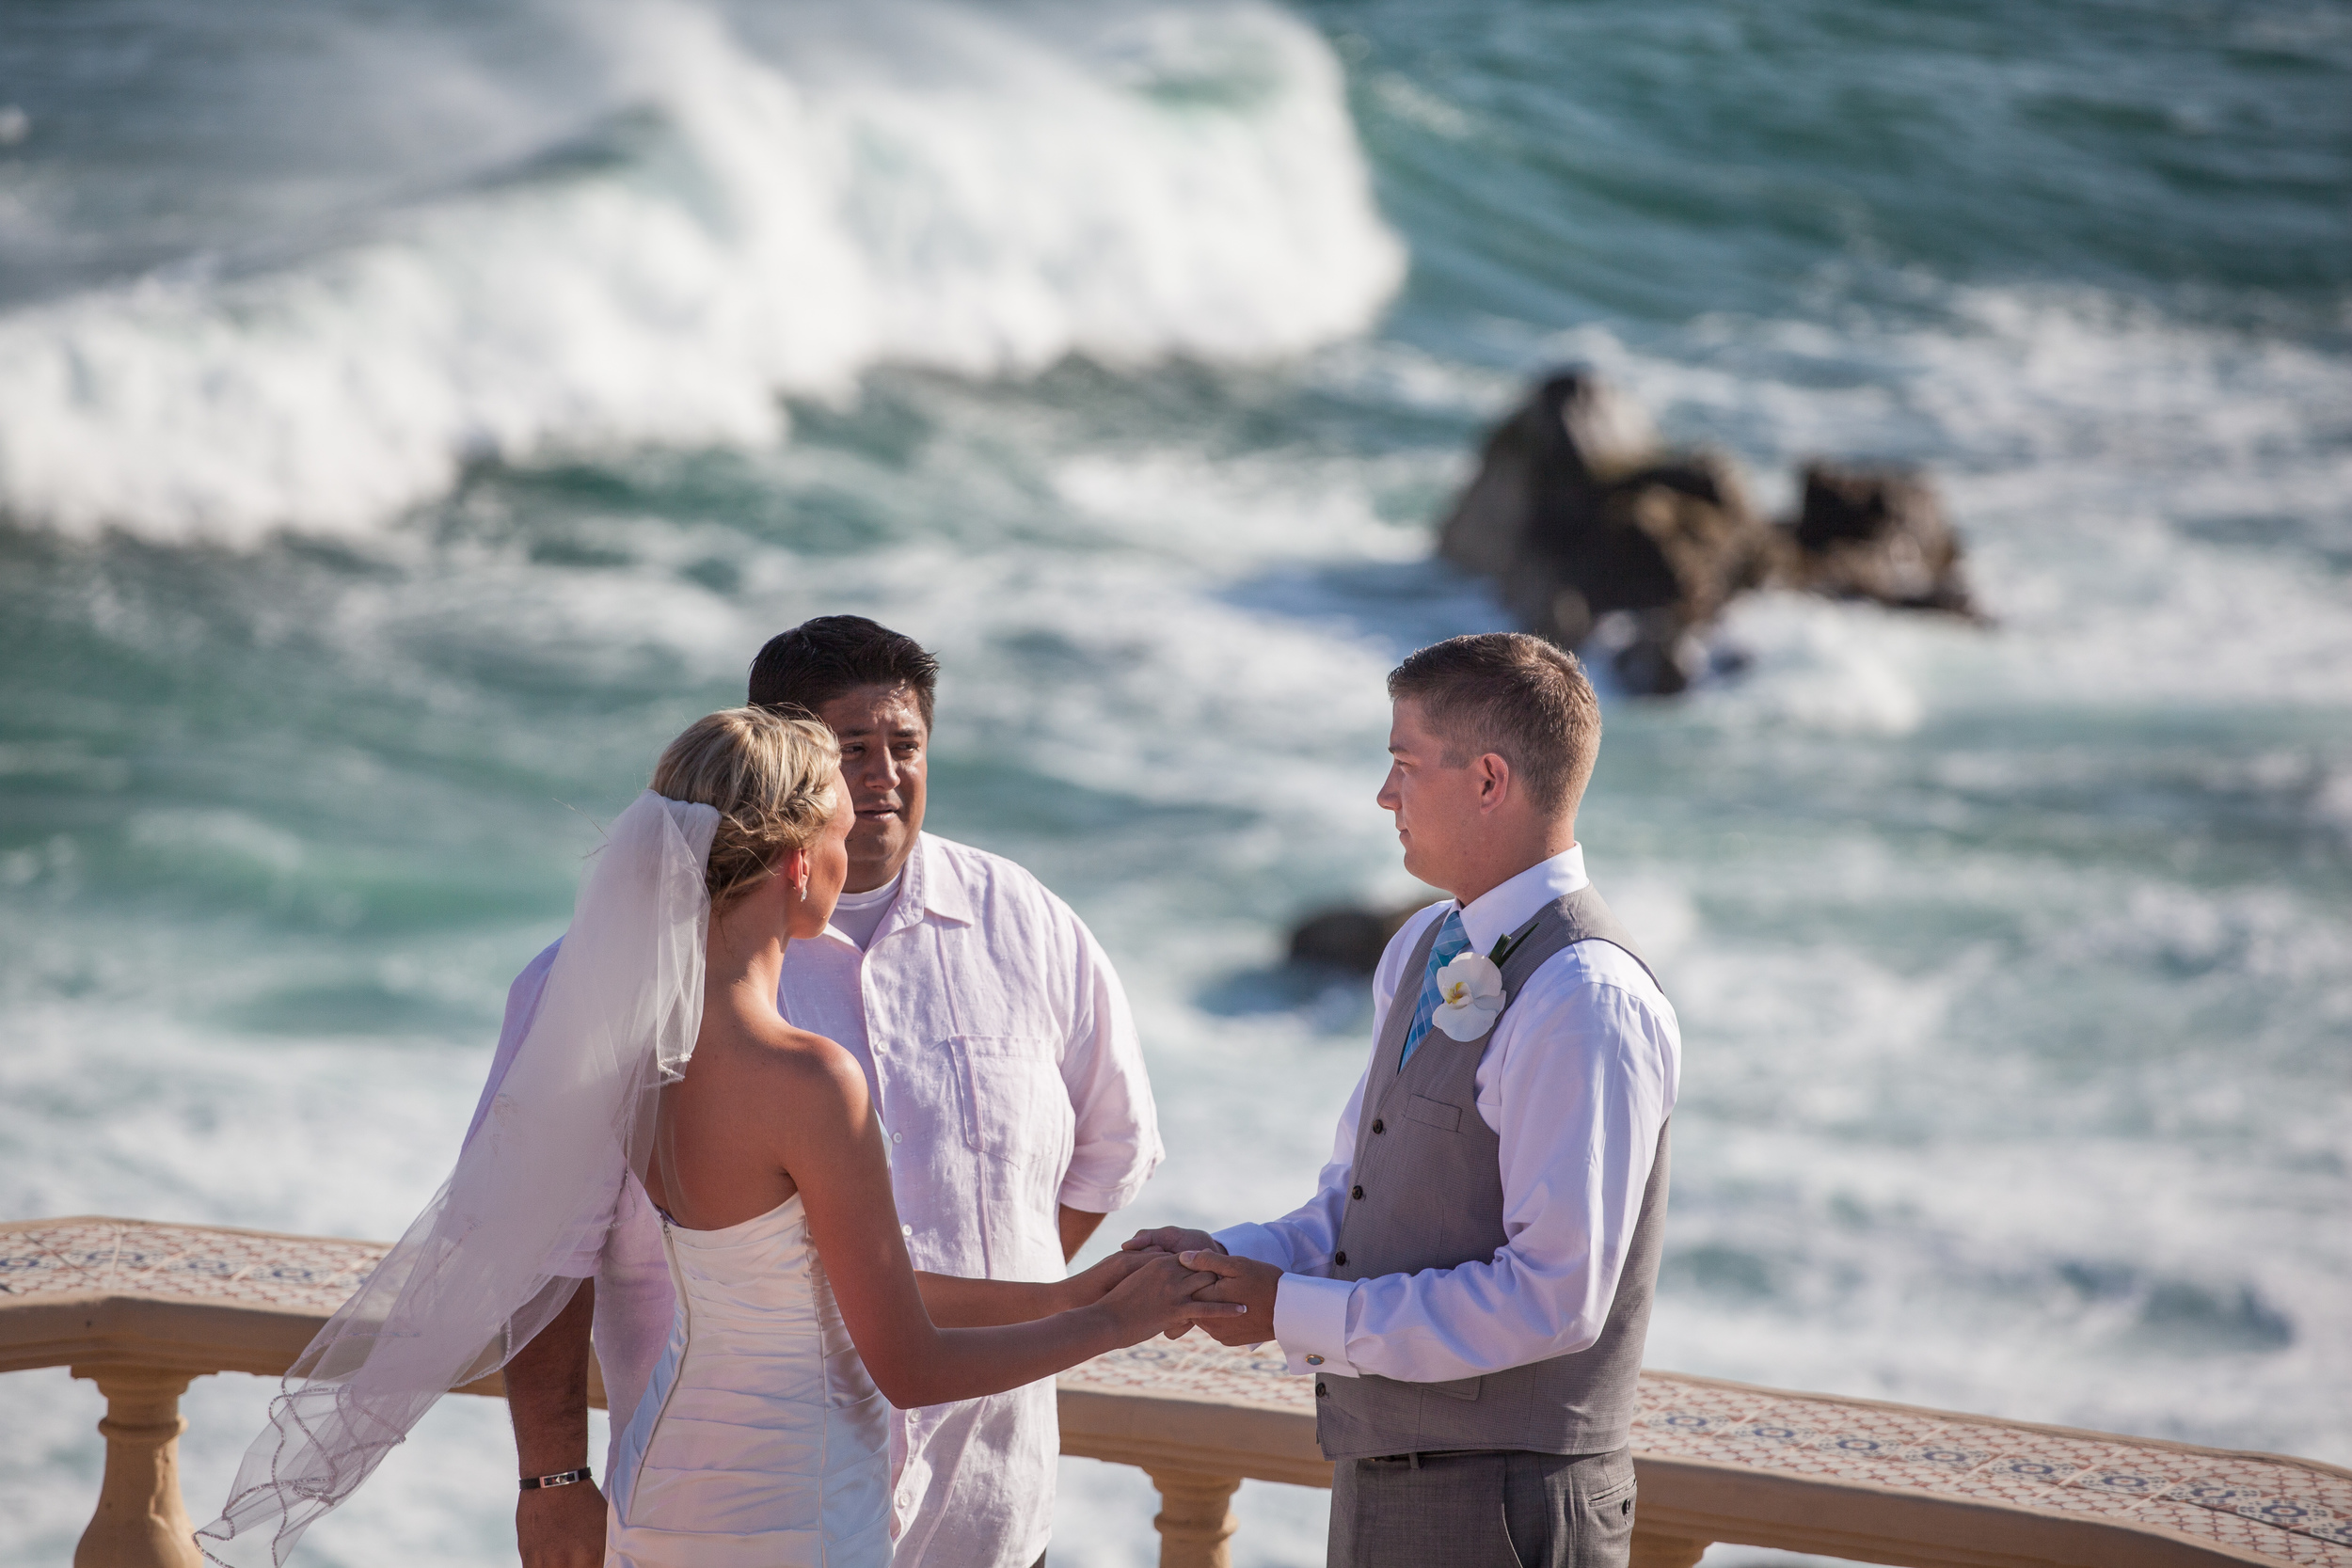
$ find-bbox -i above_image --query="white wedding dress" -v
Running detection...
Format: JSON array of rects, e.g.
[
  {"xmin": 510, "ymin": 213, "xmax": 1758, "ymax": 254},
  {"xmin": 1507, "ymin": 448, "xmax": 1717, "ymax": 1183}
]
[{"xmin": 606, "ymin": 1193, "xmax": 892, "ymax": 1567}]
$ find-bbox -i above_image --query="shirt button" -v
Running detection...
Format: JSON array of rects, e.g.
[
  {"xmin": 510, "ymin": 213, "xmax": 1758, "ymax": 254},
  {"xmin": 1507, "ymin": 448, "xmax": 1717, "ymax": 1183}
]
[
  {"xmin": 1334, "ymin": 1251, "xmax": 1348, "ymax": 1266},
  {"xmin": 891, "ymin": 1132, "xmax": 903, "ymax": 1144},
  {"xmin": 1305, "ymin": 1354, "xmax": 1324, "ymax": 1366},
  {"xmin": 1371, "ymin": 1118, "xmax": 1385, "ymax": 1134},
  {"xmin": 1350, "ymin": 1185, "xmax": 1364, "ymax": 1200},
  {"xmin": 901, "ymin": 1224, "xmax": 914, "ymax": 1236}
]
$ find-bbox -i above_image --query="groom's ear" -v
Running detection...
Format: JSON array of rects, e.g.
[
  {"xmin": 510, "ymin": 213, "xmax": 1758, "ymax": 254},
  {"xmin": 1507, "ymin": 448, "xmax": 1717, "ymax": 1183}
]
[{"xmin": 1472, "ymin": 752, "xmax": 1515, "ymax": 812}]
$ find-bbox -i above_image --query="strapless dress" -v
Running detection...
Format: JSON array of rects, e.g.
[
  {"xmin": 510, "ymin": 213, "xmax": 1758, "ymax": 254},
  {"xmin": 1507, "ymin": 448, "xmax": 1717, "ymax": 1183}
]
[{"xmin": 606, "ymin": 1193, "xmax": 891, "ymax": 1567}]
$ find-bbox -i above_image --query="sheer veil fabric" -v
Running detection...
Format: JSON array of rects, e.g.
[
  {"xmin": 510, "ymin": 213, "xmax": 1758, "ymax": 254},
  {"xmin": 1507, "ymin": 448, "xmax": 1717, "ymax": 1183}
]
[{"xmin": 199, "ymin": 790, "xmax": 720, "ymax": 1567}]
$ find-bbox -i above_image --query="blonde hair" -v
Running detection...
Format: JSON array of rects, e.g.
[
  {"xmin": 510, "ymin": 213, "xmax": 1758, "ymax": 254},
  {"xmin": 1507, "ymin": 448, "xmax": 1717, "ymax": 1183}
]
[{"xmin": 651, "ymin": 706, "xmax": 841, "ymax": 910}]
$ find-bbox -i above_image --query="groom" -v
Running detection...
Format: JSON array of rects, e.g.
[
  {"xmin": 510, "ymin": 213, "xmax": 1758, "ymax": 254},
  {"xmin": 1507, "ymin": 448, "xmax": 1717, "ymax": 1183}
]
[
  {"xmin": 486, "ymin": 616, "xmax": 1163, "ymax": 1568},
  {"xmin": 1130, "ymin": 632, "xmax": 1680, "ymax": 1568}
]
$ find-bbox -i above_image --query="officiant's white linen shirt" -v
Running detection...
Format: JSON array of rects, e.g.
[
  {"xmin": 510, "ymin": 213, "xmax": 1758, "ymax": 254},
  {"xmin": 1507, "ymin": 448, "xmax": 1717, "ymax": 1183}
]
[
  {"xmin": 1214, "ymin": 845, "xmax": 1679, "ymax": 1386},
  {"xmin": 467, "ymin": 832, "xmax": 1162, "ymax": 1568}
]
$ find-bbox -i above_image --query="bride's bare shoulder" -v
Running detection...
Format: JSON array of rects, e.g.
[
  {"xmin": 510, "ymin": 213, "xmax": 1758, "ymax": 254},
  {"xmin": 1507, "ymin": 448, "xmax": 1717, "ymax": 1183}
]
[{"xmin": 731, "ymin": 1017, "xmax": 870, "ymax": 1117}]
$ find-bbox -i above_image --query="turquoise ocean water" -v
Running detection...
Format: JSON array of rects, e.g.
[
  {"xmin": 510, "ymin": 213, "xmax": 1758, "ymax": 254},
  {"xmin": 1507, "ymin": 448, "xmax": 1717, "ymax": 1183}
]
[{"xmin": 2, "ymin": 2, "xmax": 2347, "ymax": 1563}]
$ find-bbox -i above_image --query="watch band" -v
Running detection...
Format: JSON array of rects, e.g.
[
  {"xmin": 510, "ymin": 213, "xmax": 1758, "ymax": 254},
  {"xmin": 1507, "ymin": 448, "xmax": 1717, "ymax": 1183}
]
[{"xmin": 518, "ymin": 1466, "xmax": 593, "ymax": 1492}]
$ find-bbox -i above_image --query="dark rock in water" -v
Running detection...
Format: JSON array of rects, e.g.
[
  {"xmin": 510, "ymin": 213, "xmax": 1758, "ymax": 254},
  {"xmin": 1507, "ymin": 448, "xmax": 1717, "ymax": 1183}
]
[
  {"xmin": 1784, "ymin": 462, "xmax": 1977, "ymax": 615},
  {"xmin": 1439, "ymin": 370, "xmax": 1659, "ymax": 582},
  {"xmin": 1287, "ymin": 902, "xmax": 1421, "ymax": 974},
  {"xmin": 1439, "ymin": 371, "xmax": 1778, "ymax": 695},
  {"xmin": 1437, "ymin": 371, "xmax": 1981, "ymax": 694}
]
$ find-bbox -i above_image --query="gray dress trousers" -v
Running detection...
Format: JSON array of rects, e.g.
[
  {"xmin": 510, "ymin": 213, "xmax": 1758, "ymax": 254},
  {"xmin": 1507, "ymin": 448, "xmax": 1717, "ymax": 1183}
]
[{"xmin": 1327, "ymin": 1446, "xmax": 1640, "ymax": 1568}]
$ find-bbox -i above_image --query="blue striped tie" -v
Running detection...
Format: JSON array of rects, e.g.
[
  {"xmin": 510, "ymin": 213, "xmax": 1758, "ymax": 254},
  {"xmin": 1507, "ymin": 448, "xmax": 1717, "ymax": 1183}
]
[{"xmin": 1398, "ymin": 910, "xmax": 1472, "ymax": 1071}]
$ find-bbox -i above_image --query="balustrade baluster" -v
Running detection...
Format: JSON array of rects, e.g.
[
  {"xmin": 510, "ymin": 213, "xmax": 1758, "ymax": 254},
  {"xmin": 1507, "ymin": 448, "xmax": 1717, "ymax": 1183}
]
[
  {"xmin": 1144, "ymin": 1466, "xmax": 1244, "ymax": 1568},
  {"xmin": 70, "ymin": 1364, "xmax": 203, "ymax": 1568}
]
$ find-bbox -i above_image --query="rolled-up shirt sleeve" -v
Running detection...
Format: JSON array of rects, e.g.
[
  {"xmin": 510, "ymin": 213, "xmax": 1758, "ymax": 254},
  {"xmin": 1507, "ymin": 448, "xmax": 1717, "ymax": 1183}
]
[{"xmin": 1053, "ymin": 911, "xmax": 1164, "ymax": 1214}]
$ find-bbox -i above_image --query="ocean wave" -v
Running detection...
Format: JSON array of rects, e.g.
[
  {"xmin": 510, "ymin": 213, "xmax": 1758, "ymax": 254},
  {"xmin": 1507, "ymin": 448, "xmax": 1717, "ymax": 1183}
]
[{"xmin": 0, "ymin": 0, "xmax": 1404, "ymax": 543}]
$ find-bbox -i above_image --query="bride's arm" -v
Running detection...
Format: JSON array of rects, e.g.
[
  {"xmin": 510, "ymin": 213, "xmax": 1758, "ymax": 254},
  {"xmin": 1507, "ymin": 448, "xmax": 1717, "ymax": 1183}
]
[
  {"xmin": 773, "ymin": 1046, "xmax": 1236, "ymax": 1407},
  {"xmin": 913, "ymin": 1252, "xmax": 1152, "ymax": 1328}
]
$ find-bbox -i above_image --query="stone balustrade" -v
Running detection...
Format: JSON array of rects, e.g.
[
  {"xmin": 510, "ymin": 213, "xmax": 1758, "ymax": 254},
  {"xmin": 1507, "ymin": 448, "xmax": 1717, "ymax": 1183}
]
[{"xmin": 8, "ymin": 1216, "xmax": 2349, "ymax": 1568}]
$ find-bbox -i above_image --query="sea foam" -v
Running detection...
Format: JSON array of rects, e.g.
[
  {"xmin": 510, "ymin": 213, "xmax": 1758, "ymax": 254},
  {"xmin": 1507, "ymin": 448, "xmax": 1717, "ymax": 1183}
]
[{"xmin": 0, "ymin": 0, "xmax": 1403, "ymax": 542}]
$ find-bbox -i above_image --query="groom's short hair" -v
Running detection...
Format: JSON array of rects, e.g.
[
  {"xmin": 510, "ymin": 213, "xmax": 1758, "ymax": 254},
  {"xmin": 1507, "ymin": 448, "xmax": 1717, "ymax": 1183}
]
[
  {"xmin": 748, "ymin": 616, "xmax": 941, "ymax": 731},
  {"xmin": 1389, "ymin": 633, "xmax": 1600, "ymax": 816}
]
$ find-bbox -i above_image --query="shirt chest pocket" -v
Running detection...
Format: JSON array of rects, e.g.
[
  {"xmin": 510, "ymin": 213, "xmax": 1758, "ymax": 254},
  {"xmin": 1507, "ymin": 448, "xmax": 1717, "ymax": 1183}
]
[{"xmin": 947, "ymin": 1035, "xmax": 1073, "ymax": 1173}]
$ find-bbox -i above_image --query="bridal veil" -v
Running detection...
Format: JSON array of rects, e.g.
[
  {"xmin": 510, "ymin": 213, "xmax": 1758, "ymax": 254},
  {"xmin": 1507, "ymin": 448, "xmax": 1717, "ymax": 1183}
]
[{"xmin": 198, "ymin": 789, "xmax": 718, "ymax": 1567}]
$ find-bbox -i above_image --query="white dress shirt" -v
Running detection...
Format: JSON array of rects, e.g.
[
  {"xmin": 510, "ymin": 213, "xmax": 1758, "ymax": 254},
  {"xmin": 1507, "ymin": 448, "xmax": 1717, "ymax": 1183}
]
[
  {"xmin": 1214, "ymin": 846, "xmax": 1679, "ymax": 1385},
  {"xmin": 465, "ymin": 832, "xmax": 1162, "ymax": 1568}
]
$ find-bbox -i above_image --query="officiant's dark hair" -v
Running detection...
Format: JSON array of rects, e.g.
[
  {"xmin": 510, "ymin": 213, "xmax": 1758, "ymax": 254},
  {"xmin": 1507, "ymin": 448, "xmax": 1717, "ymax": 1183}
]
[
  {"xmin": 748, "ymin": 616, "xmax": 941, "ymax": 731},
  {"xmin": 1389, "ymin": 633, "xmax": 1600, "ymax": 816}
]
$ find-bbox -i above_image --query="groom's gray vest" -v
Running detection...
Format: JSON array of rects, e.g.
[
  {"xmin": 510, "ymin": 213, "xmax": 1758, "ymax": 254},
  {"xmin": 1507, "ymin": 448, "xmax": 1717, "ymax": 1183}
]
[{"xmin": 1314, "ymin": 885, "xmax": 1670, "ymax": 1461}]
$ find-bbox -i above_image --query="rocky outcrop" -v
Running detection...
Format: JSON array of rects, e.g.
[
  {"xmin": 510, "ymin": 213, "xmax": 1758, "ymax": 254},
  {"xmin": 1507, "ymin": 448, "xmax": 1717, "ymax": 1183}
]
[
  {"xmin": 1286, "ymin": 902, "xmax": 1419, "ymax": 974},
  {"xmin": 1783, "ymin": 461, "xmax": 1976, "ymax": 614},
  {"xmin": 1437, "ymin": 370, "xmax": 1978, "ymax": 693}
]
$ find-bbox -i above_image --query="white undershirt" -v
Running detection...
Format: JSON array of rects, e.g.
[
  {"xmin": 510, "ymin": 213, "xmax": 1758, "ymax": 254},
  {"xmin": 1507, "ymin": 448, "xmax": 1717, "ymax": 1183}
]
[{"xmin": 825, "ymin": 868, "xmax": 904, "ymax": 950}]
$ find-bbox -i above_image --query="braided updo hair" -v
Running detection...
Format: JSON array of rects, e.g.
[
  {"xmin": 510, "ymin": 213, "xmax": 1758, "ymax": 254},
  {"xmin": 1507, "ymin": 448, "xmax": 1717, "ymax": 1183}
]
[{"xmin": 651, "ymin": 706, "xmax": 842, "ymax": 911}]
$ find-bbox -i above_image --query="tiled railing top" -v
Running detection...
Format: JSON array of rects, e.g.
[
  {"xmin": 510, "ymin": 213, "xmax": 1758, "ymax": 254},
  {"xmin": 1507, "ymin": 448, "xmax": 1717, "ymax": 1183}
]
[
  {"xmin": 0, "ymin": 1216, "xmax": 381, "ymax": 1314},
  {"xmin": 1064, "ymin": 1338, "xmax": 2352, "ymax": 1566},
  {"xmin": 10, "ymin": 1218, "xmax": 2348, "ymax": 1567}
]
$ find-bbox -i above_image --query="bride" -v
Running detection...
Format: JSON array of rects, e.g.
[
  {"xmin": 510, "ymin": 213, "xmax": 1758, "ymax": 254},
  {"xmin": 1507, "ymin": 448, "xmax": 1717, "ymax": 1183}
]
[{"xmin": 199, "ymin": 706, "xmax": 1235, "ymax": 1567}]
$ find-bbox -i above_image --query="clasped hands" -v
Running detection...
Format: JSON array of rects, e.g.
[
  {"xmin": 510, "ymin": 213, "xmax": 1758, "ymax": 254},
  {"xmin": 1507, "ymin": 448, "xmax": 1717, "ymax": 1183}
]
[
  {"xmin": 1116, "ymin": 1227, "xmax": 1281, "ymax": 1347},
  {"xmin": 1059, "ymin": 1227, "xmax": 1279, "ymax": 1347}
]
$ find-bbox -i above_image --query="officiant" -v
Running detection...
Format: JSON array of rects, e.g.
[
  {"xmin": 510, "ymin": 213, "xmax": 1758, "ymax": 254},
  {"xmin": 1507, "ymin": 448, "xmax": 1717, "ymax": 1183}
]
[
  {"xmin": 479, "ymin": 616, "xmax": 1164, "ymax": 1568},
  {"xmin": 1129, "ymin": 632, "xmax": 1680, "ymax": 1568}
]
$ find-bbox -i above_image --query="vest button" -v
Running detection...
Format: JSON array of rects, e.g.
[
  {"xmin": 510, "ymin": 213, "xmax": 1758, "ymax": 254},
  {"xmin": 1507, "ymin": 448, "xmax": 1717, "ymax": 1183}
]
[
  {"xmin": 1371, "ymin": 1118, "xmax": 1385, "ymax": 1134},
  {"xmin": 1316, "ymin": 1383, "xmax": 1329, "ymax": 1398},
  {"xmin": 1333, "ymin": 1251, "xmax": 1348, "ymax": 1266},
  {"xmin": 1350, "ymin": 1185, "xmax": 1364, "ymax": 1200}
]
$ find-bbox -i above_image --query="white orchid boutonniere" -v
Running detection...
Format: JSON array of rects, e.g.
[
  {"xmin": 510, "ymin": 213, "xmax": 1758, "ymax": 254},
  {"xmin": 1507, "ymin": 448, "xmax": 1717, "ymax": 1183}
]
[
  {"xmin": 1430, "ymin": 952, "xmax": 1505, "ymax": 1039},
  {"xmin": 1429, "ymin": 920, "xmax": 1541, "ymax": 1041}
]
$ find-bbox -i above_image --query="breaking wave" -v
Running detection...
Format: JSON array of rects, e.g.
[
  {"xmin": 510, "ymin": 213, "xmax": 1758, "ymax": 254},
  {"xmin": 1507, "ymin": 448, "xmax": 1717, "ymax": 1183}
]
[{"xmin": 0, "ymin": 0, "xmax": 1404, "ymax": 541}]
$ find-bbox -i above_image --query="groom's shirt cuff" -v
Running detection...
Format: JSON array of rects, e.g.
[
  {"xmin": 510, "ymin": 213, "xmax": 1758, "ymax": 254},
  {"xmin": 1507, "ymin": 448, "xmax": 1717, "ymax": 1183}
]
[{"xmin": 1272, "ymin": 1274, "xmax": 1358, "ymax": 1377}]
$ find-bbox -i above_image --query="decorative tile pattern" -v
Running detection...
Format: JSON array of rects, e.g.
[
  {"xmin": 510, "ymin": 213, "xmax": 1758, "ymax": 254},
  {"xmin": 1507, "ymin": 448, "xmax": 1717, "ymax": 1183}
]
[
  {"xmin": 2171, "ymin": 1479, "xmax": 2279, "ymax": 1512},
  {"xmin": 2267, "ymin": 1472, "xmax": 2352, "ymax": 1519},
  {"xmin": 1060, "ymin": 1337, "xmax": 1311, "ymax": 1414},
  {"xmin": 0, "ymin": 1218, "xmax": 382, "ymax": 1315},
  {"xmin": 1892, "ymin": 1436, "xmax": 2000, "ymax": 1473},
  {"xmin": 8, "ymin": 1218, "xmax": 2351, "ymax": 1567},
  {"xmin": 2238, "ymin": 1497, "xmax": 2340, "ymax": 1534},
  {"xmin": 2164, "ymin": 1462, "xmax": 2352, "ymax": 1517},
  {"xmin": 1714, "ymin": 1418, "xmax": 1824, "ymax": 1451},
  {"xmin": 1796, "ymin": 1406, "xmax": 1957, "ymax": 1450},
  {"xmin": 2070, "ymin": 1464, "xmax": 2177, "ymax": 1501}
]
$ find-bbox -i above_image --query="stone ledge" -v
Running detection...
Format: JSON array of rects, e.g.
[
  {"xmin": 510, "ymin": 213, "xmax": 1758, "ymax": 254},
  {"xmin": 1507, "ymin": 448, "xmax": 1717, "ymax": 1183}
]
[{"xmin": 9, "ymin": 1215, "xmax": 2347, "ymax": 1568}]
